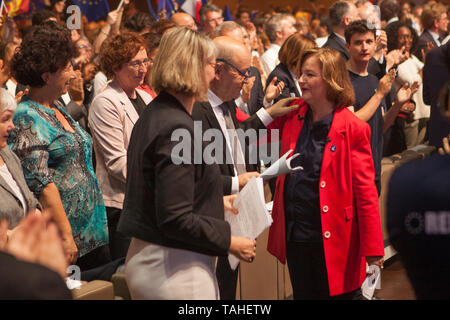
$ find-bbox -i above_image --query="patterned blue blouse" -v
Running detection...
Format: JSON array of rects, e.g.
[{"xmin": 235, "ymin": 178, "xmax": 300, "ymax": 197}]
[{"xmin": 8, "ymin": 96, "xmax": 109, "ymax": 258}]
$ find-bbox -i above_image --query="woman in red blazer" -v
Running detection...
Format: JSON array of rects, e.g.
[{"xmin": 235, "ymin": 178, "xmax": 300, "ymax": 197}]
[{"xmin": 267, "ymin": 48, "xmax": 384, "ymax": 299}]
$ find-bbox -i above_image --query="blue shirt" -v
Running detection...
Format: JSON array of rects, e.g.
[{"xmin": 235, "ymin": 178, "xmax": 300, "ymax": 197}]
[
  {"xmin": 285, "ymin": 109, "xmax": 334, "ymax": 242},
  {"xmin": 8, "ymin": 97, "xmax": 108, "ymax": 257}
]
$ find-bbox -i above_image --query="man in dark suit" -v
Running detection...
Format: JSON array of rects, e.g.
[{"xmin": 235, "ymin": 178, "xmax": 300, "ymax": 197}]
[
  {"xmin": 192, "ymin": 36, "xmax": 296, "ymax": 300},
  {"xmin": 423, "ymin": 41, "xmax": 450, "ymax": 148},
  {"xmin": 414, "ymin": 3, "xmax": 448, "ymax": 61},
  {"xmin": 215, "ymin": 21, "xmax": 282, "ymax": 116}
]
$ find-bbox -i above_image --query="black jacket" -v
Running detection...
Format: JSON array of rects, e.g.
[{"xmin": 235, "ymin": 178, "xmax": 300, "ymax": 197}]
[
  {"xmin": 0, "ymin": 251, "xmax": 72, "ymax": 299},
  {"xmin": 192, "ymin": 99, "xmax": 265, "ymax": 195},
  {"xmin": 118, "ymin": 91, "xmax": 231, "ymax": 256},
  {"xmin": 246, "ymin": 66, "xmax": 265, "ymax": 115},
  {"xmin": 423, "ymin": 42, "xmax": 450, "ymax": 148},
  {"xmin": 265, "ymin": 63, "xmax": 301, "ymax": 102}
]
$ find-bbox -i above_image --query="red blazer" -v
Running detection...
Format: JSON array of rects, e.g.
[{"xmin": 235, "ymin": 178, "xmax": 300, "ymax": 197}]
[{"xmin": 267, "ymin": 99, "xmax": 384, "ymax": 296}]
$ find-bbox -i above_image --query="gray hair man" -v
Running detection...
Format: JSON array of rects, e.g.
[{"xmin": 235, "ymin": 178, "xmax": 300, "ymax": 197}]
[{"xmin": 260, "ymin": 13, "xmax": 297, "ymax": 75}]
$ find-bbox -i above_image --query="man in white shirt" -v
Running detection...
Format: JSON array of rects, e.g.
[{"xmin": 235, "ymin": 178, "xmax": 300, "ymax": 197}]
[
  {"xmin": 260, "ymin": 13, "xmax": 297, "ymax": 75},
  {"xmin": 192, "ymin": 36, "xmax": 297, "ymax": 300}
]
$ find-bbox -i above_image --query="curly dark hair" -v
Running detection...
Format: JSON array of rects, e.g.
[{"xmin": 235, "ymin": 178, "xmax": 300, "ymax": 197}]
[
  {"xmin": 99, "ymin": 31, "xmax": 145, "ymax": 79},
  {"xmin": 124, "ymin": 12, "xmax": 155, "ymax": 33},
  {"xmin": 386, "ymin": 21, "xmax": 418, "ymax": 53},
  {"xmin": 11, "ymin": 21, "xmax": 77, "ymax": 88}
]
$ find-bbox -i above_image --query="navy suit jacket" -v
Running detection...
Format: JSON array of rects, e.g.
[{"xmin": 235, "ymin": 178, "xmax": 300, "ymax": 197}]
[
  {"xmin": 415, "ymin": 30, "xmax": 440, "ymax": 61},
  {"xmin": 423, "ymin": 42, "xmax": 450, "ymax": 148},
  {"xmin": 265, "ymin": 63, "xmax": 301, "ymax": 103}
]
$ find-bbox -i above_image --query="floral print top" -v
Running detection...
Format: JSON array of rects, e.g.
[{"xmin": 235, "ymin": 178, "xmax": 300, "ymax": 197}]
[{"xmin": 8, "ymin": 96, "xmax": 108, "ymax": 257}]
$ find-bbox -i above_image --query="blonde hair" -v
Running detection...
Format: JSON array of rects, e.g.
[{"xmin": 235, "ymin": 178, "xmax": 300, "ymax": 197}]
[
  {"xmin": 150, "ymin": 27, "xmax": 216, "ymax": 99},
  {"xmin": 0, "ymin": 88, "xmax": 17, "ymax": 113},
  {"xmin": 301, "ymin": 48, "xmax": 355, "ymax": 108}
]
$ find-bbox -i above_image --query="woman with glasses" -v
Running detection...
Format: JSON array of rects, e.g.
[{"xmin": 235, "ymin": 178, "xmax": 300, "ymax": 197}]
[
  {"xmin": 386, "ymin": 21, "xmax": 429, "ymax": 151},
  {"xmin": 88, "ymin": 32, "xmax": 153, "ymax": 260},
  {"xmin": 8, "ymin": 22, "xmax": 110, "ymax": 270}
]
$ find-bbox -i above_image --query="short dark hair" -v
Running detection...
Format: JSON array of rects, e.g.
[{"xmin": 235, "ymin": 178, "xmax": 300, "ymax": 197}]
[
  {"xmin": 32, "ymin": 9, "xmax": 56, "ymax": 26},
  {"xmin": 380, "ymin": 0, "xmax": 400, "ymax": 22},
  {"xmin": 329, "ymin": 1, "xmax": 351, "ymax": 27},
  {"xmin": 124, "ymin": 12, "xmax": 155, "ymax": 33},
  {"xmin": 11, "ymin": 22, "xmax": 77, "ymax": 88},
  {"xmin": 345, "ymin": 20, "xmax": 376, "ymax": 44}
]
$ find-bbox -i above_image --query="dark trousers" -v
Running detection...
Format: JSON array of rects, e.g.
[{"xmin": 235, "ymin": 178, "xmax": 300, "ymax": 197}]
[
  {"xmin": 286, "ymin": 241, "xmax": 364, "ymax": 300},
  {"xmin": 216, "ymin": 256, "xmax": 239, "ymax": 300},
  {"xmin": 76, "ymin": 244, "xmax": 112, "ymax": 272},
  {"xmin": 106, "ymin": 206, "xmax": 131, "ymax": 260}
]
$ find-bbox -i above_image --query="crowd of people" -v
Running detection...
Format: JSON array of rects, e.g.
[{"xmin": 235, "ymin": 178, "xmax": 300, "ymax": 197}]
[{"xmin": 0, "ymin": 0, "xmax": 449, "ymax": 300}]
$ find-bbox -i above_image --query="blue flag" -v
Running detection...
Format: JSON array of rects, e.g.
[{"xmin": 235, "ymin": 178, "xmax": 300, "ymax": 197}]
[
  {"xmin": 146, "ymin": 0, "xmax": 158, "ymax": 19},
  {"xmin": 224, "ymin": 5, "xmax": 233, "ymax": 21},
  {"xmin": 157, "ymin": 0, "xmax": 176, "ymax": 19},
  {"xmin": 71, "ymin": 0, "xmax": 110, "ymax": 22},
  {"xmin": 202, "ymin": 0, "xmax": 208, "ymax": 4}
]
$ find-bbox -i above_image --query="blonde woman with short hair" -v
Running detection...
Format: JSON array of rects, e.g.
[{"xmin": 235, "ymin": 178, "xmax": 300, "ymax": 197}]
[{"xmin": 118, "ymin": 27, "xmax": 256, "ymax": 300}]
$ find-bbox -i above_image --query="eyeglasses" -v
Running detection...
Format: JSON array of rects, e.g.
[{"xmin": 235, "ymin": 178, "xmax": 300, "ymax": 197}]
[
  {"xmin": 128, "ymin": 58, "xmax": 150, "ymax": 69},
  {"xmin": 216, "ymin": 58, "xmax": 249, "ymax": 80},
  {"xmin": 206, "ymin": 16, "xmax": 224, "ymax": 24},
  {"xmin": 78, "ymin": 44, "xmax": 92, "ymax": 50}
]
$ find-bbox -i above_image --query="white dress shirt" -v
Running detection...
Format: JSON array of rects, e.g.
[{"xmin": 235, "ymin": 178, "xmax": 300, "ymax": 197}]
[
  {"xmin": 207, "ymin": 90, "xmax": 273, "ymax": 194},
  {"xmin": 261, "ymin": 44, "xmax": 281, "ymax": 76}
]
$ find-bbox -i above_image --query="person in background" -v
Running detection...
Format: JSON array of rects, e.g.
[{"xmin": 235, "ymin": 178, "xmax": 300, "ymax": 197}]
[
  {"xmin": 387, "ymin": 21, "xmax": 429, "ymax": 150},
  {"xmin": 170, "ymin": 12, "xmax": 198, "ymax": 31},
  {"xmin": 423, "ymin": 41, "xmax": 450, "ymax": 149},
  {"xmin": 345, "ymin": 21, "xmax": 418, "ymax": 192},
  {"xmin": 415, "ymin": 2, "xmax": 449, "ymax": 61},
  {"xmin": 266, "ymin": 33, "xmax": 317, "ymax": 103},
  {"xmin": 118, "ymin": 27, "xmax": 256, "ymax": 300},
  {"xmin": 139, "ymin": 32, "xmax": 161, "ymax": 99},
  {"xmin": 89, "ymin": 32, "xmax": 152, "ymax": 261},
  {"xmin": 124, "ymin": 12, "xmax": 155, "ymax": 35},
  {"xmin": 261, "ymin": 13, "xmax": 297, "ymax": 75},
  {"xmin": 267, "ymin": 48, "xmax": 384, "ymax": 300},
  {"xmin": 0, "ymin": 89, "xmax": 41, "ymax": 237},
  {"xmin": 199, "ymin": 3, "xmax": 224, "ymax": 35},
  {"xmin": 387, "ymin": 55, "xmax": 450, "ymax": 299},
  {"xmin": 236, "ymin": 9, "xmax": 251, "ymax": 27},
  {"xmin": 8, "ymin": 22, "xmax": 110, "ymax": 271}
]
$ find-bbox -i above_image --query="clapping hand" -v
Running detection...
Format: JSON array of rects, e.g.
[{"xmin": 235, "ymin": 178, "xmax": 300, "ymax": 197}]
[
  {"xmin": 396, "ymin": 81, "xmax": 419, "ymax": 105},
  {"xmin": 241, "ymin": 76, "xmax": 256, "ymax": 103},
  {"xmin": 265, "ymin": 77, "xmax": 285, "ymax": 103}
]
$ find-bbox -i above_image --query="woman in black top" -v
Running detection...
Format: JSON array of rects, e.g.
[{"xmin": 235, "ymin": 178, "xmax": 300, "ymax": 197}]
[{"xmin": 118, "ymin": 27, "xmax": 256, "ymax": 300}]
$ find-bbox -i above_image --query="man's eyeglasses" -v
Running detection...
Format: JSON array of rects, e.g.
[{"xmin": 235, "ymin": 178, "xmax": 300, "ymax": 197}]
[
  {"xmin": 128, "ymin": 58, "xmax": 151, "ymax": 69},
  {"xmin": 216, "ymin": 58, "xmax": 249, "ymax": 80},
  {"xmin": 206, "ymin": 16, "xmax": 224, "ymax": 24}
]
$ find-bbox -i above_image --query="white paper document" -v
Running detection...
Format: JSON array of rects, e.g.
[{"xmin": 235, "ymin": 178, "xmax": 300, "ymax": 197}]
[
  {"xmin": 260, "ymin": 149, "xmax": 303, "ymax": 180},
  {"xmin": 225, "ymin": 177, "xmax": 273, "ymax": 270},
  {"xmin": 361, "ymin": 265, "xmax": 381, "ymax": 300}
]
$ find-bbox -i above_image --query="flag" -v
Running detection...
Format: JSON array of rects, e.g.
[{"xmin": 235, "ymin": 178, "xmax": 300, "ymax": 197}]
[
  {"xmin": 157, "ymin": 0, "xmax": 176, "ymax": 19},
  {"xmin": 223, "ymin": 5, "xmax": 233, "ymax": 21},
  {"xmin": 3, "ymin": 0, "xmax": 30, "ymax": 17},
  {"xmin": 71, "ymin": 0, "xmax": 110, "ymax": 22},
  {"xmin": 180, "ymin": 0, "xmax": 201, "ymax": 21},
  {"xmin": 146, "ymin": 0, "xmax": 158, "ymax": 19},
  {"xmin": 251, "ymin": 10, "xmax": 258, "ymax": 21}
]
